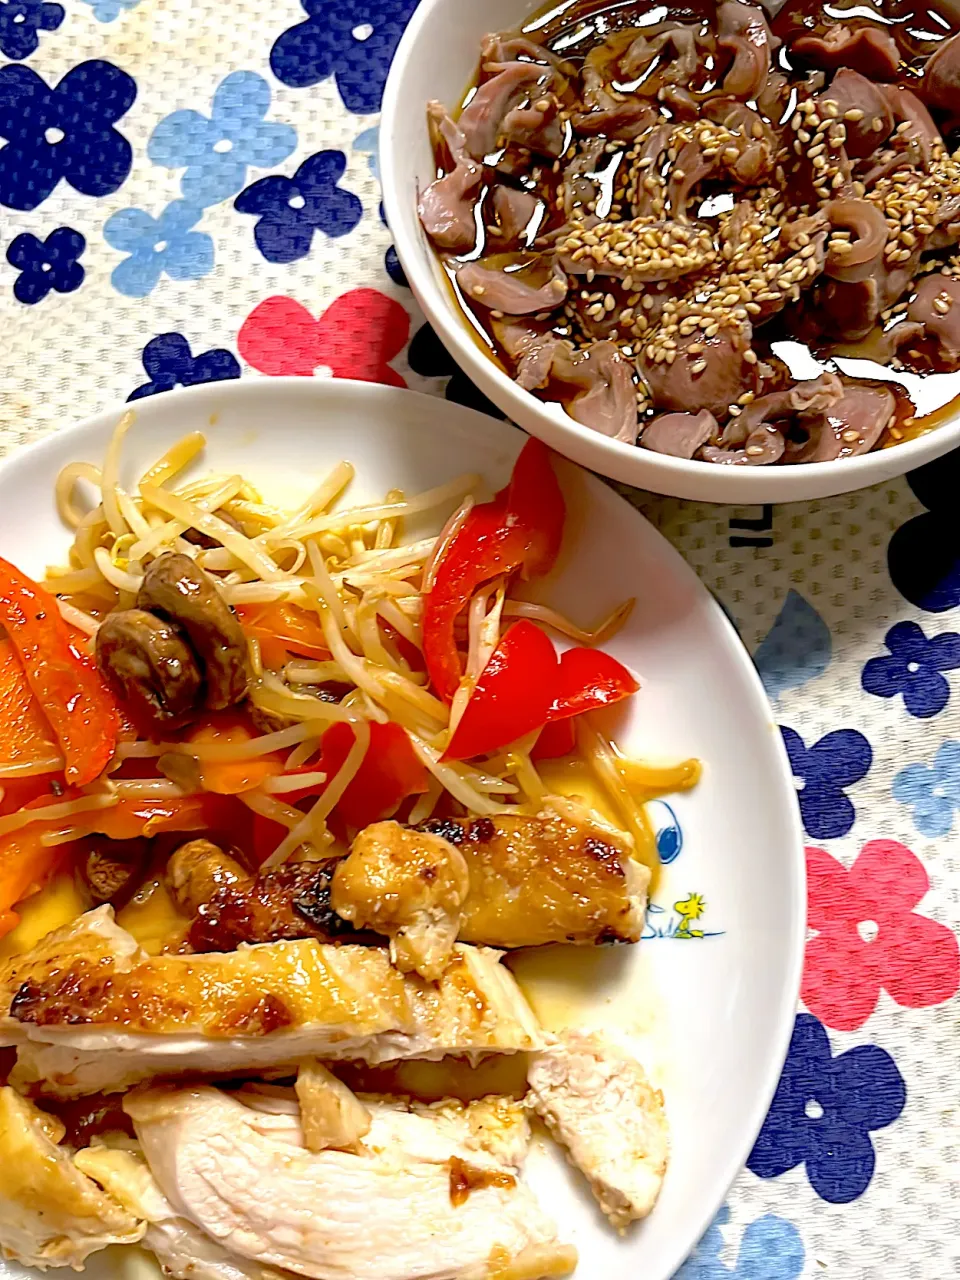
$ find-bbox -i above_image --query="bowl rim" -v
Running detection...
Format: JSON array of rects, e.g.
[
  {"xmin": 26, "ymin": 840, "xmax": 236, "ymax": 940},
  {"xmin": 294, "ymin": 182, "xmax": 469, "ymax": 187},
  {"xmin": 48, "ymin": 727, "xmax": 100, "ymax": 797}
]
[{"xmin": 381, "ymin": 0, "xmax": 960, "ymax": 504}]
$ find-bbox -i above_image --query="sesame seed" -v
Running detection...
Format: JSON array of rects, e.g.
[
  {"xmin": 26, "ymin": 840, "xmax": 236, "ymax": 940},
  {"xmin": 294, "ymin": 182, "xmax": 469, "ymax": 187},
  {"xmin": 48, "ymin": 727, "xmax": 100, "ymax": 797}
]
[{"xmin": 746, "ymin": 444, "xmax": 764, "ymax": 456}]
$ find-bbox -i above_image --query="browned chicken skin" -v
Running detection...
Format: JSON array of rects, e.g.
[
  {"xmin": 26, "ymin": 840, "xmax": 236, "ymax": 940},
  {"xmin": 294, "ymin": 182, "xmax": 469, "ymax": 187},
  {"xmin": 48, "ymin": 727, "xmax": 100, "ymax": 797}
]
[
  {"xmin": 331, "ymin": 826, "xmax": 470, "ymax": 979},
  {"xmin": 166, "ymin": 840, "xmax": 364, "ymax": 953},
  {"xmin": 164, "ymin": 800, "xmax": 646, "ymax": 961},
  {"xmin": 332, "ymin": 799, "xmax": 648, "ymax": 965}
]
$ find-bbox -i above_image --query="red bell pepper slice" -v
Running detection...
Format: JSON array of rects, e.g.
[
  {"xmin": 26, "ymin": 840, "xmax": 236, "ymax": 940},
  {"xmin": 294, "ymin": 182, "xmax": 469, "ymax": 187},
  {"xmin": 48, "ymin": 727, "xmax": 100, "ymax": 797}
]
[
  {"xmin": 0, "ymin": 557, "xmax": 120, "ymax": 786},
  {"xmin": 548, "ymin": 647, "xmax": 639, "ymax": 721},
  {"xmin": 531, "ymin": 717, "xmax": 577, "ymax": 760},
  {"xmin": 423, "ymin": 439, "xmax": 565, "ymax": 703},
  {"xmin": 444, "ymin": 620, "xmax": 559, "ymax": 762},
  {"xmin": 281, "ymin": 722, "xmax": 429, "ymax": 831}
]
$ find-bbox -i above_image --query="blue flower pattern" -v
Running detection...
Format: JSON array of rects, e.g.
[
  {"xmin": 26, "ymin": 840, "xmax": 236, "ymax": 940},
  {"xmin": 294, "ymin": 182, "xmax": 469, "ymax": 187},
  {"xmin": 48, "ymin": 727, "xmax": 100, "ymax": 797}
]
[
  {"xmin": 235, "ymin": 151, "xmax": 362, "ymax": 264},
  {"xmin": 7, "ymin": 226, "xmax": 84, "ymax": 303},
  {"xmin": 0, "ymin": 60, "xmax": 136, "ymax": 211},
  {"xmin": 353, "ymin": 124, "xmax": 408, "ymax": 286},
  {"xmin": 128, "ymin": 333, "xmax": 241, "ymax": 401},
  {"xmin": 149, "ymin": 71, "xmax": 296, "ymax": 208},
  {"xmin": 748, "ymin": 1014, "xmax": 906, "ymax": 1204},
  {"xmin": 889, "ymin": 449, "xmax": 960, "ymax": 613},
  {"xmin": 893, "ymin": 740, "xmax": 960, "ymax": 838},
  {"xmin": 407, "ymin": 322, "xmax": 507, "ymax": 419},
  {"xmin": 862, "ymin": 620, "xmax": 960, "ymax": 719},
  {"xmin": 676, "ymin": 1205, "xmax": 805, "ymax": 1280},
  {"xmin": 271, "ymin": 0, "xmax": 420, "ymax": 113},
  {"xmin": 104, "ymin": 200, "xmax": 213, "ymax": 298},
  {"xmin": 0, "ymin": 0, "xmax": 63, "ymax": 60},
  {"xmin": 754, "ymin": 589, "xmax": 832, "ymax": 700},
  {"xmin": 80, "ymin": 0, "xmax": 141, "ymax": 21},
  {"xmin": 781, "ymin": 726, "xmax": 873, "ymax": 840}
]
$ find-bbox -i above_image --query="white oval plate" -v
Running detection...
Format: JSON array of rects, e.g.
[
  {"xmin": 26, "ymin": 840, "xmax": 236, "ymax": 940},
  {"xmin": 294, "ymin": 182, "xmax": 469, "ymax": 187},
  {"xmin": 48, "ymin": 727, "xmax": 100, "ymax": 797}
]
[{"xmin": 0, "ymin": 379, "xmax": 804, "ymax": 1280}]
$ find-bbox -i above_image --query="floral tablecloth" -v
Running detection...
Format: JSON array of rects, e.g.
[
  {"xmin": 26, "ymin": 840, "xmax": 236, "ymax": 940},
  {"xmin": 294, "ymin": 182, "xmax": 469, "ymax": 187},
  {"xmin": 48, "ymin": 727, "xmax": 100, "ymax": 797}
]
[{"xmin": 0, "ymin": 2, "xmax": 957, "ymax": 1276}]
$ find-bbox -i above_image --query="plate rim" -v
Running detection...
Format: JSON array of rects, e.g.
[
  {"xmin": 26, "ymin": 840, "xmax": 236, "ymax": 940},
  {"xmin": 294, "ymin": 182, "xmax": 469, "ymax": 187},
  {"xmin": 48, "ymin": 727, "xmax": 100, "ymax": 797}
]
[{"xmin": 0, "ymin": 376, "xmax": 806, "ymax": 1280}]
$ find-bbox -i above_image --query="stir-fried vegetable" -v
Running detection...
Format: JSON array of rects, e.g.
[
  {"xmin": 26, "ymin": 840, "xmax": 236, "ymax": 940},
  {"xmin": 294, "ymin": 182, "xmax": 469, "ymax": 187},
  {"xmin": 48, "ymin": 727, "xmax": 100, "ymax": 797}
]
[
  {"xmin": 445, "ymin": 631, "xmax": 639, "ymax": 762},
  {"xmin": 548, "ymin": 647, "xmax": 639, "ymax": 721},
  {"xmin": 281, "ymin": 722, "xmax": 429, "ymax": 830},
  {"xmin": 422, "ymin": 439, "xmax": 565, "ymax": 703},
  {"xmin": 235, "ymin": 603, "xmax": 330, "ymax": 670},
  {"xmin": 0, "ymin": 639, "xmax": 62, "ymax": 779},
  {"xmin": 444, "ymin": 621, "xmax": 558, "ymax": 762},
  {"xmin": 0, "ymin": 558, "xmax": 119, "ymax": 786}
]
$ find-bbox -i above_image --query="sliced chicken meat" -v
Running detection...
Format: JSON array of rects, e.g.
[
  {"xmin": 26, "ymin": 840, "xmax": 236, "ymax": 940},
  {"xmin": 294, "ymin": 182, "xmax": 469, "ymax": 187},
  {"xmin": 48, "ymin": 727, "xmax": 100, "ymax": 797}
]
[
  {"xmin": 75, "ymin": 1145, "xmax": 302, "ymax": 1280},
  {"xmin": 0, "ymin": 1086, "xmax": 144, "ymax": 1268},
  {"xmin": 0, "ymin": 908, "xmax": 543, "ymax": 1097},
  {"xmin": 333, "ymin": 799, "xmax": 648, "ymax": 956},
  {"xmin": 123, "ymin": 1084, "xmax": 576, "ymax": 1280},
  {"xmin": 294, "ymin": 1059, "xmax": 371, "ymax": 1153},
  {"xmin": 332, "ymin": 823, "xmax": 470, "ymax": 979},
  {"xmin": 527, "ymin": 1030, "xmax": 669, "ymax": 1231}
]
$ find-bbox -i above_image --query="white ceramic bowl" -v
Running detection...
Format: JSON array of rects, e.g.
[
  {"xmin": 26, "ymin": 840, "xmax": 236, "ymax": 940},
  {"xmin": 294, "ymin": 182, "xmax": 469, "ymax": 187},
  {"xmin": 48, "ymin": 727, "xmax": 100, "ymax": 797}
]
[
  {"xmin": 0, "ymin": 379, "xmax": 804, "ymax": 1280},
  {"xmin": 381, "ymin": 0, "xmax": 960, "ymax": 503}
]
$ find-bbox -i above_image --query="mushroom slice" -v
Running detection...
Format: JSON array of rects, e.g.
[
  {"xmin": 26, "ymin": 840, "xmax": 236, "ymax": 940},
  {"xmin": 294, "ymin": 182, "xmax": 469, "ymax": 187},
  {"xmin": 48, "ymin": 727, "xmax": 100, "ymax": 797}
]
[
  {"xmin": 137, "ymin": 552, "xmax": 249, "ymax": 710},
  {"xmin": 294, "ymin": 1059, "xmax": 371, "ymax": 1153},
  {"xmin": 332, "ymin": 821, "xmax": 470, "ymax": 980},
  {"xmin": 0, "ymin": 1087, "xmax": 144, "ymax": 1269},
  {"xmin": 81, "ymin": 835, "xmax": 148, "ymax": 906},
  {"xmin": 527, "ymin": 1030, "xmax": 669, "ymax": 1231},
  {"xmin": 96, "ymin": 607, "xmax": 203, "ymax": 724},
  {"xmin": 124, "ymin": 1084, "xmax": 576, "ymax": 1280}
]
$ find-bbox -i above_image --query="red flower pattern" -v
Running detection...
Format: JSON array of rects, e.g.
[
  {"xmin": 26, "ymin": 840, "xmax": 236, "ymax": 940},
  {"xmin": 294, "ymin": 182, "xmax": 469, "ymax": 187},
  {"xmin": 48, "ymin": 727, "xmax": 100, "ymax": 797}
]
[
  {"xmin": 803, "ymin": 840, "xmax": 959, "ymax": 1031},
  {"xmin": 237, "ymin": 288, "xmax": 409, "ymax": 385}
]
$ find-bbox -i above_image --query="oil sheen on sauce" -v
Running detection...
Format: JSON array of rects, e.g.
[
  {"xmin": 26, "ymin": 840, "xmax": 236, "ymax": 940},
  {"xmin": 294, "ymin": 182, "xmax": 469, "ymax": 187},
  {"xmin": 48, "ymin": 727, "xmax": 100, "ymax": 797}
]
[{"xmin": 443, "ymin": 0, "xmax": 960, "ymax": 445}]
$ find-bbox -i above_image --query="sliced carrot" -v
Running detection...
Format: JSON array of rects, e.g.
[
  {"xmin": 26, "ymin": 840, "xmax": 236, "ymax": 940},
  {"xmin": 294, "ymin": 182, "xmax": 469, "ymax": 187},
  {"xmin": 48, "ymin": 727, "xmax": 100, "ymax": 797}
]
[
  {"xmin": 0, "ymin": 639, "xmax": 62, "ymax": 779},
  {"xmin": 235, "ymin": 603, "xmax": 330, "ymax": 670},
  {"xmin": 0, "ymin": 828, "xmax": 71, "ymax": 932},
  {"xmin": 185, "ymin": 713, "xmax": 284, "ymax": 795}
]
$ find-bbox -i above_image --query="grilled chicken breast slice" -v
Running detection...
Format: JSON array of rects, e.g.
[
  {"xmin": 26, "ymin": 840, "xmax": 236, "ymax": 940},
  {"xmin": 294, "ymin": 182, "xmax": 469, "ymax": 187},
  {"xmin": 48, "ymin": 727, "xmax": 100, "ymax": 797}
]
[
  {"xmin": 527, "ymin": 1029, "xmax": 669, "ymax": 1230},
  {"xmin": 332, "ymin": 823, "xmax": 470, "ymax": 978},
  {"xmin": 124, "ymin": 1084, "xmax": 577, "ymax": 1280},
  {"xmin": 75, "ymin": 1146, "xmax": 300, "ymax": 1280},
  {"xmin": 0, "ymin": 908, "xmax": 542, "ymax": 1097},
  {"xmin": 333, "ymin": 798, "xmax": 647, "ymax": 955},
  {"xmin": 0, "ymin": 1087, "xmax": 144, "ymax": 1269}
]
